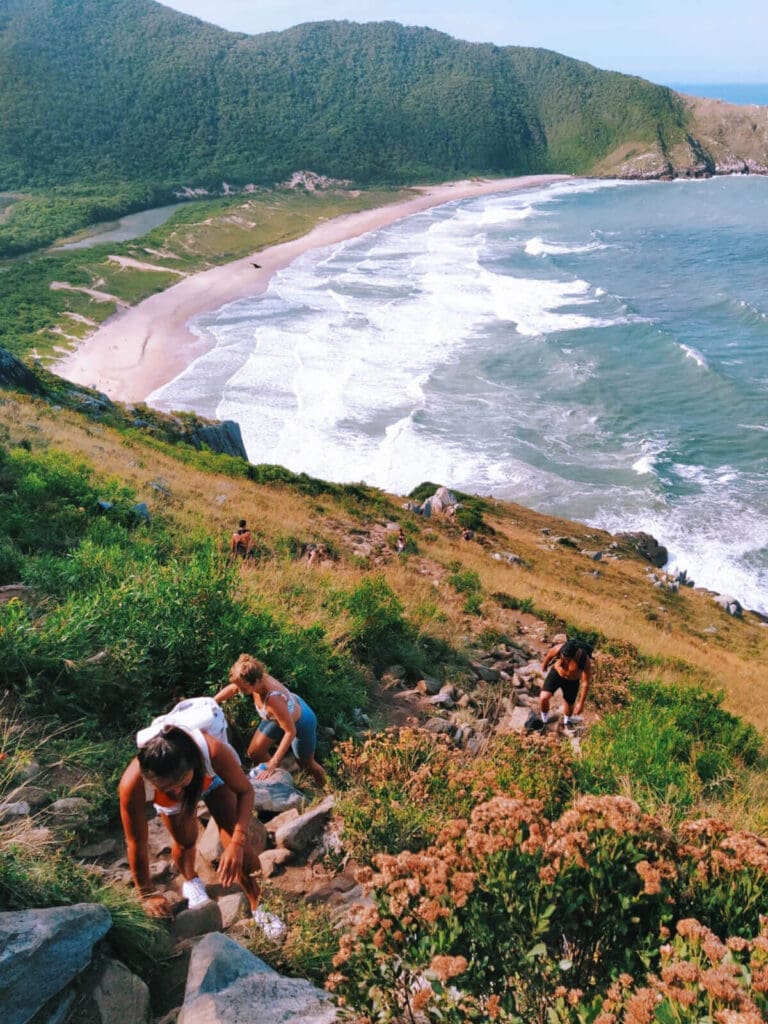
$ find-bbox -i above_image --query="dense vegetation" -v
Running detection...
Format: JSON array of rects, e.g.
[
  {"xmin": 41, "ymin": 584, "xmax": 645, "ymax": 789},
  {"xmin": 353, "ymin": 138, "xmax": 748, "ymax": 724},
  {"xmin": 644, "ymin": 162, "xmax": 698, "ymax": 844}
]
[
  {"xmin": 0, "ymin": 0, "xmax": 690, "ymax": 191},
  {"xmin": 0, "ymin": 183, "xmax": 168, "ymax": 257},
  {"xmin": 0, "ymin": 187, "xmax": 407, "ymax": 351}
]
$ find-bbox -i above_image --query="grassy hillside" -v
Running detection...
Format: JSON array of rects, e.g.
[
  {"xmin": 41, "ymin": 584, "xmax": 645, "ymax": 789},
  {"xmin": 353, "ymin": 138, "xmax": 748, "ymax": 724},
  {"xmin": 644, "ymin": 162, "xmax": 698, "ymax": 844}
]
[
  {"xmin": 0, "ymin": 0, "xmax": 689, "ymax": 190},
  {"xmin": 2, "ymin": 372, "xmax": 768, "ymax": 1018}
]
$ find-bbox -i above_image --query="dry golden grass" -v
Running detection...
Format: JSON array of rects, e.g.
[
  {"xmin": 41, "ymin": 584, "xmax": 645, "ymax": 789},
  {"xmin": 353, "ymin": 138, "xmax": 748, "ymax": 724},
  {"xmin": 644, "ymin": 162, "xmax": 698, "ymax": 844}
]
[{"xmin": 1, "ymin": 390, "xmax": 764, "ymax": 728}]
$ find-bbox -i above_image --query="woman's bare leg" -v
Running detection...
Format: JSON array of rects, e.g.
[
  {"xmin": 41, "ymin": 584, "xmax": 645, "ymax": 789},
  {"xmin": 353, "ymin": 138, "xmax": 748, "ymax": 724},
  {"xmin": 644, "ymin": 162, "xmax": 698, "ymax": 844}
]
[
  {"xmin": 161, "ymin": 811, "xmax": 199, "ymax": 880},
  {"xmin": 205, "ymin": 785, "xmax": 262, "ymax": 911}
]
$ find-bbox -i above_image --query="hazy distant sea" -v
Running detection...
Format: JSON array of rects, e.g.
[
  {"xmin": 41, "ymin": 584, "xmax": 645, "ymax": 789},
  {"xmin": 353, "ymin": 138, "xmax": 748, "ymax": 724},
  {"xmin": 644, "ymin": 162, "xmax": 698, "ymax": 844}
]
[
  {"xmin": 149, "ymin": 176, "xmax": 768, "ymax": 614},
  {"xmin": 666, "ymin": 82, "xmax": 768, "ymax": 105}
]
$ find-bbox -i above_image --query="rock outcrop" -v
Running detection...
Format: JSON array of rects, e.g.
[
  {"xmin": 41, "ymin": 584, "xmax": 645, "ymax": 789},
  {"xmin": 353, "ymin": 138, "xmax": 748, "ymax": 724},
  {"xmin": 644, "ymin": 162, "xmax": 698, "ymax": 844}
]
[
  {"xmin": 613, "ymin": 531, "xmax": 668, "ymax": 567},
  {"xmin": 189, "ymin": 420, "xmax": 248, "ymax": 460},
  {"xmin": 0, "ymin": 348, "xmax": 44, "ymax": 394},
  {"xmin": 0, "ymin": 903, "xmax": 112, "ymax": 1024},
  {"xmin": 178, "ymin": 932, "xmax": 336, "ymax": 1024}
]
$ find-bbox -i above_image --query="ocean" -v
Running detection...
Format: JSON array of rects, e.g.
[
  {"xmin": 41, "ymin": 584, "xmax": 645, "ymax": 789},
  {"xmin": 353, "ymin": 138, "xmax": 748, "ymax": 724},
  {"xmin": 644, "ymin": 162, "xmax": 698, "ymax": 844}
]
[
  {"xmin": 666, "ymin": 83, "xmax": 768, "ymax": 106},
  {"xmin": 149, "ymin": 176, "xmax": 768, "ymax": 614}
]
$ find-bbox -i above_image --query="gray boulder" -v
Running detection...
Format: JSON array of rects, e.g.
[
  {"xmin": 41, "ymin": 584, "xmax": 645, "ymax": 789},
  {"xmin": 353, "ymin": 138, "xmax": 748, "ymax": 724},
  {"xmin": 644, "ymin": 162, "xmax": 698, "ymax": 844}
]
[
  {"xmin": 415, "ymin": 676, "xmax": 442, "ymax": 696},
  {"xmin": 178, "ymin": 932, "xmax": 336, "ymax": 1024},
  {"xmin": 0, "ymin": 801, "xmax": 30, "ymax": 824},
  {"xmin": 714, "ymin": 594, "xmax": 743, "ymax": 618},
  {"xmin": 79, "ymin": 957, "xmax": 151, "ymax": 1024},
  {"xmin": 0, "ymin": 347, "xmax": 43, "ymax": 393},
  {"xmin": 274, "ymin": 796, "xmax": 334, "ymax": 855},
  {"xmin": 614, "ymin": 531, "xmax": 668, "ymax": 567},
  {"xmin": 46, "ymin": 797, "xmax": 90, "ymax": 828},
  {"xmin": 0, "ymin": 903, "xmax": 111, "ymax": 1024},
  {"xmin": 250, "ymin": 769, "xmax": 305, "ymax": 814},
  {"xmin": 470, "ymin": 660, "xmax": 500, "ymax": 683}
]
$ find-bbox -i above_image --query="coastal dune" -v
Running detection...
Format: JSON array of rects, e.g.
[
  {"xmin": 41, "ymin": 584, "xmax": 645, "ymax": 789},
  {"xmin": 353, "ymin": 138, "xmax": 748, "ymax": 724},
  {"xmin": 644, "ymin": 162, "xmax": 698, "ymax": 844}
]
[{"xmin": 51, "ymin": 176, "xmax": 568, "ymax": 403}]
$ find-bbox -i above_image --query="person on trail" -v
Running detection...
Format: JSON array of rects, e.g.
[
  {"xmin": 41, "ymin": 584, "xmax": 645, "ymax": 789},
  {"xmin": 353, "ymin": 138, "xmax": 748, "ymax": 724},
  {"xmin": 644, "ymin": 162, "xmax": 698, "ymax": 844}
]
[
  {"xmin": 538, "ymin": 638, "xmax": 594, "ymax": 729},
  {"xmin": 305, "ymin": 542, "xmax": 327, "ymax": 567},
  {"xmin": 395, "ymin": 528, "xmax": 406, "ymax": 552},
  {"xmin": 214, "ymin": 654, "xmax": 326, "ymax": 787},
  {"xmin": 118, "ymin": 720, "xmax": 284, "ymax": 938},
  {"xmin": 230, "ymin": 520, "xmax": 253, "ymax": 559}
]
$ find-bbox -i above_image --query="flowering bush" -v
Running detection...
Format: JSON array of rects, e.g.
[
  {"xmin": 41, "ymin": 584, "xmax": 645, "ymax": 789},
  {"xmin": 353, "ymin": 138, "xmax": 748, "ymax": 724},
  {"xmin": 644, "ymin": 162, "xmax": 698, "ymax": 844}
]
[
  {"xmin": 329, "ymin": 795, "xmax": 768, "ymax": 1023},
  {"xmin": 332, "ymin": 729, "xmax": 577, "ymax": 859},
  {"xmin": 581, "ymin": 917, "xmax": 768, "ymax": 1024}
]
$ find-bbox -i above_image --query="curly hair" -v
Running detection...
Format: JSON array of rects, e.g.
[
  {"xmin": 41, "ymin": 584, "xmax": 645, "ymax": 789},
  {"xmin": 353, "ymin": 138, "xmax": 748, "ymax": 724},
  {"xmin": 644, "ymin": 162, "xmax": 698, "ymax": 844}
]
[{"xmin": 229, "ymin": 653, "xmax": 266, "ymax": 686}]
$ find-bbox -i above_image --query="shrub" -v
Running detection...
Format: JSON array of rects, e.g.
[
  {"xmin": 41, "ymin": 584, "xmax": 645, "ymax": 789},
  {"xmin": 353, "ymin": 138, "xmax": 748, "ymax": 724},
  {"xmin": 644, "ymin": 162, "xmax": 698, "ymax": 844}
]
[
  {"xmin": 0, "ymin": 842, "xmax": 165, "ymax": 972},
  {"xmin": 246, "ymin": 894, "xmax": 340, "ymax": 986},
  {"xmin": 0, "ymin": 534, "xmax": 22, "ymax": 584},
  {"xmin": 0, "ymin": 446, "xmax": 136, "ymax": 556},
  {"xmin": 577, "ymin": 681, "xmax": 764, "ymax": 818},
  {"xmin": 331, "ymin": 729, "xmax": 577, "ymax": 861},
  {"xmin": 329, "ymin": 575, "xmax": 425, "ymax": 674},
  {"xmin": 329, "ymin": 795, "xmax": 768, "ymax": 1023},
  {"xmin": 580, "ymin": 917, "xmax": 768, "ymax": 1024},
  {"xmin": 332, "ymin": 729, "xmax": 467, "ymax": 858},
  {"xmin": 455, "ymin": 506, "xmax": 483, "ymax": 532},
  {"xmin": 447, "ymin": 566, "xmax": 483, "ymax": 614}
]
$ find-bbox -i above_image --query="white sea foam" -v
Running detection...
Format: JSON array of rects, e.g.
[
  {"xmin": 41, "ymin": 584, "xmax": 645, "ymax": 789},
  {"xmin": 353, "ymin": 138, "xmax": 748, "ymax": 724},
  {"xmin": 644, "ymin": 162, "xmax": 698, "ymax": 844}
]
[
  {"xmin": 148, "ymin": 175, "xmax": 768, "ymax": 614},
  {"xmin": 524, "ymin": 237, "xmax": 605, "ymax": 256},
  {"xmin": 592, "ymin": 499, "xmax": 768, "ymax": 616},
  {"xmin": 679, "ymin": 343, "xmax": 709, "ymax": 368},
  {"xmin": 632, "ymin": 454, "xmax": 657, "ymax": 476}
]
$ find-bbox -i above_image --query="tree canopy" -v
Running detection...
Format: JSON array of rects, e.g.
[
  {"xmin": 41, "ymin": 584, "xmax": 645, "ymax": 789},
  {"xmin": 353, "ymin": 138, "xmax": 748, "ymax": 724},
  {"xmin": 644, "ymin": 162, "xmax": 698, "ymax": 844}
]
[{"xmin": 0, "ymin": 0, "xmax": 690, "ymax": 188}]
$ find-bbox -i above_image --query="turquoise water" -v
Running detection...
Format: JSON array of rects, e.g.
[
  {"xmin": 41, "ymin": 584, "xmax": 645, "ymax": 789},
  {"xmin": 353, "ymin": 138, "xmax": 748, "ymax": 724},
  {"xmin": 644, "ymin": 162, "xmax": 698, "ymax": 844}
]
[{"xmin": 150, "ymin": 176, "xmax": 768, "ymax": 612}]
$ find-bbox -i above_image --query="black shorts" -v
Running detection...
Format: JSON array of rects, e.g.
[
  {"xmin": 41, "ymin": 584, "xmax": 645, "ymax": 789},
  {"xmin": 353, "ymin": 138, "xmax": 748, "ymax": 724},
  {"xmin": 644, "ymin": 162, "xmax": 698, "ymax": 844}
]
[{"xmin": 543, "ymin": 668, "xmax": 580, "ymax": 706}]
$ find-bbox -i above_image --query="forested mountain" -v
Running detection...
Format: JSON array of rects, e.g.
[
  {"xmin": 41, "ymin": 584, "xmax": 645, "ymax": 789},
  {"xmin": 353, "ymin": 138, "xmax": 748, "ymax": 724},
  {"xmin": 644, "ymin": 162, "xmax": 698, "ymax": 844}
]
[{"xmin": 0, "ymin": 0, "xmax": 697, "ymax": 188}]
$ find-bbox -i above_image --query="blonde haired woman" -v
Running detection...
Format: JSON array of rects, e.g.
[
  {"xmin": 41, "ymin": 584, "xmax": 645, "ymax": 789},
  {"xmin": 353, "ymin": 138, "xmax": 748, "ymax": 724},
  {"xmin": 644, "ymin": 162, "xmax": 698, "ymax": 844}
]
[{"xmin": 215, "ymin": 654, "xmax": 326, "ymax": 787}]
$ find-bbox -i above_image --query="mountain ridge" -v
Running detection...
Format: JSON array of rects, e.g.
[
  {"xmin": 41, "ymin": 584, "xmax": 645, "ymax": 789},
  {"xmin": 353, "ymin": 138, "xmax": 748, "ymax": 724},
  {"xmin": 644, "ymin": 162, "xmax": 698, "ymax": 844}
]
[{"xmin": 4, "ymin": 0, "xmax": 765, "ymax": 191}]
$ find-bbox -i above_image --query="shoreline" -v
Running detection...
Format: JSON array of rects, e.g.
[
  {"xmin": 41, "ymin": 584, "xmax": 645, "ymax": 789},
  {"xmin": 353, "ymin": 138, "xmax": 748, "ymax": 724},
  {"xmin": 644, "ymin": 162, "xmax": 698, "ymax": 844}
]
[{"xmin": 51, "ymin": 175, "xmax": 569, "ymax": 403}]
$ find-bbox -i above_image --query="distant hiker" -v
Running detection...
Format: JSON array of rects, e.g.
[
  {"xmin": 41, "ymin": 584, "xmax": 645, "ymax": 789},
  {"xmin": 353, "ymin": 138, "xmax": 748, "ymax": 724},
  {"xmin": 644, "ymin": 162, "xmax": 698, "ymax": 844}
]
[
  {"xmin": 230, "ymin": 519, "xmax": 253, "ymax": 559},
  {"xmin": 305, "ymin": 542, "xmax": 326, "ymax": 567},
  {"xmin": 395, "ymin": 528, "xmax": 406, "ymax": 552},
  {"xmin": 215, "ymin": 653, "xmax": 326, "ymax": 787},
  {"xmin": 118, "ymin": 718, "xmax": 285, "ymax": 938},
  {"xmin": 539, "ymin": 638, "xmax": 594, "ymax": 729}
]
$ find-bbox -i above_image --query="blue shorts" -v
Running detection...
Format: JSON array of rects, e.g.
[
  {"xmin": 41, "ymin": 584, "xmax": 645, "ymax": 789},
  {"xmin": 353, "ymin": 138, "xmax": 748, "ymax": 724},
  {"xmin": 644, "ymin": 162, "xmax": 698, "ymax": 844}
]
[{"xmin": 256, "ymin": 695, "xmax": 318, "ymax": 760}]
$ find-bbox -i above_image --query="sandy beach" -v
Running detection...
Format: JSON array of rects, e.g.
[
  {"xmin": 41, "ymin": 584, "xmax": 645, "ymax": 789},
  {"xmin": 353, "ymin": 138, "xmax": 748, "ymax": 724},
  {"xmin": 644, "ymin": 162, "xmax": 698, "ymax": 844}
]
[{"xmin": 51, "ymin": 175, "xmax": 569, "ymax": 404}]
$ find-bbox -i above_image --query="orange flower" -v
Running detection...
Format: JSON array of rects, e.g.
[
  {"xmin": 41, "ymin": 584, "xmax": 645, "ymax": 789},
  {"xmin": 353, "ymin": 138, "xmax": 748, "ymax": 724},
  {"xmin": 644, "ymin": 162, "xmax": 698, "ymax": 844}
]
[{"xmin": 429, "ymin": 955, "xmax": 468, "ymax": 983}]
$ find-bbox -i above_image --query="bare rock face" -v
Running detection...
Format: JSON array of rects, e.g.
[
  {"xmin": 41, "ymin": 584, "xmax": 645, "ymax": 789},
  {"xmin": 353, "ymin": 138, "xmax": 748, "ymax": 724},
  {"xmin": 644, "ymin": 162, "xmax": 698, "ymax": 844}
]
[
  {"xmin": 189, "ymin": 420, "xmax": 248, "ymax": 460},
  {"xmin": 614, "ymin": 531, "xmax": 668, "ymax": 568},
  {"xmin": 0, "ymin": 347, "xmax": 42, "ymax": 393},
  {"xmin": 178, "ymin": 932, "xmax": 337, "ymax": 1024},
  {"xmin": 0, "ymin": 903, "xmax": 112, "ymax": 1024}
]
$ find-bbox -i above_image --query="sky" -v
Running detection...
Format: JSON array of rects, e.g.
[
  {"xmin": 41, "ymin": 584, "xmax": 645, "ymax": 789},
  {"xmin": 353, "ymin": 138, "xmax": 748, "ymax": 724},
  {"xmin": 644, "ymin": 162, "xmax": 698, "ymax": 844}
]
[{"xmin": 161, "ymin": 1, "xmax": 766, "ymax": 84}]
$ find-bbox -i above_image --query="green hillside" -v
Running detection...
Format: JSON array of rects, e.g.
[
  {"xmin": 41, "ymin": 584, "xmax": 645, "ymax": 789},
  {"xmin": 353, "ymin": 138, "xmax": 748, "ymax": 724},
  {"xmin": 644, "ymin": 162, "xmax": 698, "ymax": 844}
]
[
  {"xmin": 2, "ymin": 363, "xmax": 768, "ymax": 1021},
  {"xmin": 0, "ymin": 0, "xmax": 690, "ymax": 188}
]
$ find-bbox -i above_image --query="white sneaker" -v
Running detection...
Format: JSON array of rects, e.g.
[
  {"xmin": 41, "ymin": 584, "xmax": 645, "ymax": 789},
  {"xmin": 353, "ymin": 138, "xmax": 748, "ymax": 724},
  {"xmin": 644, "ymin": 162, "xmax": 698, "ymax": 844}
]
[
  {"xmin": 182, "ymin": 877, "xmax": 211, "ymax": 910},
  {"xmin": 252, "ymin": 907, "xmax": 286, "ymax": 940}
]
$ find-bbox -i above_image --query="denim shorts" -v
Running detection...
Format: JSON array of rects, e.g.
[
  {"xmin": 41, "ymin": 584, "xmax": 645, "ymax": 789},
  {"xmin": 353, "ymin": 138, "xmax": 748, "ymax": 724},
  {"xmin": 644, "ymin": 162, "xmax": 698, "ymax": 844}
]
[{"xmin": 256, "ymin": 695, "xmax": 318, "ymax": 759}]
